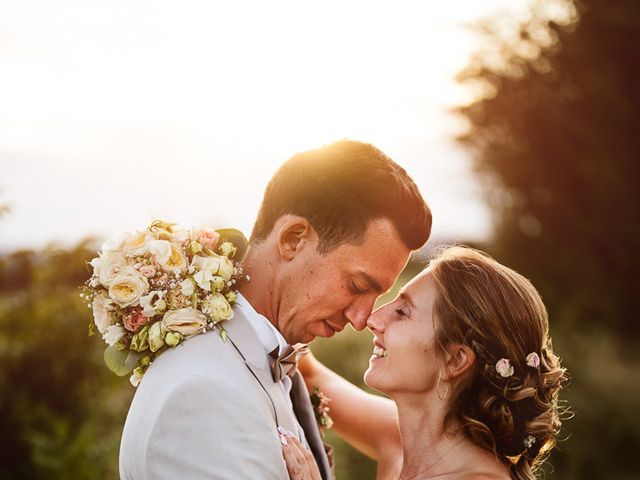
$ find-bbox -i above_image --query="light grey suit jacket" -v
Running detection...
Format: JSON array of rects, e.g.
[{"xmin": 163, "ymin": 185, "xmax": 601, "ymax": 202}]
[{"xmin": 119, "ymin": 306, "xmax": 311, "ymax": 479}]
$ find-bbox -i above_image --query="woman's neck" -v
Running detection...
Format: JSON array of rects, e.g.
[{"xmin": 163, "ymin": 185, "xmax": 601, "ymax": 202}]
[{"xmin": 394, "ymin": 393, "xmax": 464, "ymax": 479}]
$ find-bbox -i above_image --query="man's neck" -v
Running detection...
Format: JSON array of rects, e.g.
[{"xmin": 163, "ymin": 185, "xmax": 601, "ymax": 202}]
[{"xmin": 237, "ymin": 245, "xmax": 279, "ymax": 330}]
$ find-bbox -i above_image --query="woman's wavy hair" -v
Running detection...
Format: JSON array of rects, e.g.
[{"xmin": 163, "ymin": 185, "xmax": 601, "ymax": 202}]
[{"xmin": 429, "ymin": 246, "xmax": 569, "ymax": 480}]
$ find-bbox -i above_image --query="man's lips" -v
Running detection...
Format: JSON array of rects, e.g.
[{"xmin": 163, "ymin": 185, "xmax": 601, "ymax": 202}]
[{"xmin": 322, "ymin": 320, "xmax": 344, "ymax": 336}]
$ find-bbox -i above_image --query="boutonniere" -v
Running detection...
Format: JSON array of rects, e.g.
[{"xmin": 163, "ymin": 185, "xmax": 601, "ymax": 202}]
[{"xmin": 310, "ymin": 386, "xmax": 334, "ymax": 437}]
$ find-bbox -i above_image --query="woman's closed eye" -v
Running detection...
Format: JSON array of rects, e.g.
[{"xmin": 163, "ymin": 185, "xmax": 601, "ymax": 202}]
[{"xmin": 395, "ymin": 308, "xmax": 408, "ymax": 318}]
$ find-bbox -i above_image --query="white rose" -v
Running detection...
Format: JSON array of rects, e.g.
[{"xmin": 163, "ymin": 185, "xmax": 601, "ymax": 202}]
[
  {"xmin": 161, "ymin": 307, "xmax": 208, "ymax": 337},
  {"xmin": 191, "ymin": 253, "xmax": 235, "ymax": 281},
  {"xmin": 193, "ymin": 269, "xmax": 213, "ymax": 291},
  {"xmin": 108, "ymin": 266, "xmax": 149, "ymax": 307},
  {"xmin": 148, "ymin": 240, "xmax": 172, "ymax": 264},
  {"xmin": 180, "ymin": 278, "xmax": 196, "ymax": 296},
  {"xmin": 170, "ymin": 228, "xmax": 189, "ymax": 246},
  {"xmin": 122, "ymin": 230, "xmax": 152, "ymax": 257},
  {"xmin": 100, "ymin": 232, "xmax": 127, "ymax": 252},
  {"xmin": 157, "ymin": 243, "xmax": 188, "ymax": 274},
  {"xmin": 92, "ymin": 292, "xmax": 114, "ymax": 334},
  {"xmin": 139, "ymin": 291, "xmax": 164, "ymax": 317},
  {"xmin": 202, "ymin": 293, "xmax": 234, "ymax": 323},
  {"xmin": 93, "ymin": 250, "xmax": 127, "ymax": 287},
  {"xmin": 102, "ymin": 324, "xmax": 126, "ymax": 347}
]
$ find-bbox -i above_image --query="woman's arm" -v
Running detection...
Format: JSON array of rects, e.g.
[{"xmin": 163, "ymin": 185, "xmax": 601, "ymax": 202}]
[{"xmin": 298, "ymin": 352, "xmax": 401, "ymax": 461}]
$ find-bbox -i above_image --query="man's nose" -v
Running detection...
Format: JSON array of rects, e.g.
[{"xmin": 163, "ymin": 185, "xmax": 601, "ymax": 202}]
[{"xmin": 345, "ymin": 296, "xmax": 377, "ymax": 331}]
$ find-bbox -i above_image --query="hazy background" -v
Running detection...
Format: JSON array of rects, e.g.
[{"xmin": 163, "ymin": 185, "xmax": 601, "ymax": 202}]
[
  {"xmin": 2, "ymin": 0, "xmax": 639, "ymax": 479},
  {"xmin": 0, "ymin": 0, "xmax": 539, "ymax": 250}
]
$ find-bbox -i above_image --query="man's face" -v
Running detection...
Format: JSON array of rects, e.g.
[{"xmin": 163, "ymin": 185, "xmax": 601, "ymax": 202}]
[{"xmin": 276, "ymin": 218, "xmax": 411, "ymax": 344}]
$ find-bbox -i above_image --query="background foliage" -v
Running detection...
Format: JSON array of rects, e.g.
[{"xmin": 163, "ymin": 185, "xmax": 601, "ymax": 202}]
[{"xmin": 1, "ymin": 0, "xmax": 638, "ymax": 478}]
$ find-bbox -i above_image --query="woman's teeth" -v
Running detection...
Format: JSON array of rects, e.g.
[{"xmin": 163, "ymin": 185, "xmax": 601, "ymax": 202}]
[{"xmin": 373, "ymin": 345, "xmax": 387, "ymax": 358}]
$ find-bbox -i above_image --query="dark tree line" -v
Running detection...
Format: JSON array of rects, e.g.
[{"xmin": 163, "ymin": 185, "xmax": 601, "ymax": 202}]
[{"xmin": 456, "ymin": 0, "xmax": 640, "ymax": 478}]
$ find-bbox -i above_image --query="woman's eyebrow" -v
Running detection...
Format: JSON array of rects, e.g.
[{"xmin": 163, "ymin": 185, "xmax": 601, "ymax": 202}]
[{"xmin": 399, "ymin": 292, "xmax": 416, "ymax": 309}]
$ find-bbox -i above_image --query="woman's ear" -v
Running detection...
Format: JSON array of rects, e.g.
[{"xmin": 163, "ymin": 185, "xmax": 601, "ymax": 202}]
[
  {"xmin": 443, "ymin": 344, "xmax": 475, "ymax": 381},
  {"xmin": 276, "ymin": 216, "xmax": 315, "ymax": 261}
]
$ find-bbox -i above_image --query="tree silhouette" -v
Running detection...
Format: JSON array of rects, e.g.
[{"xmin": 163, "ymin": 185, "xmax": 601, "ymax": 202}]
[{"xmin": 456, "ymin": 0, "xmax": 640, "ymax": 477}]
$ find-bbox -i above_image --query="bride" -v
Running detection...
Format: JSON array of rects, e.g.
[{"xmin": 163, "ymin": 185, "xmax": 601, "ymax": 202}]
[{"xmin": 281, "ymin": 246, "xmax": 567, "ymax": 480}]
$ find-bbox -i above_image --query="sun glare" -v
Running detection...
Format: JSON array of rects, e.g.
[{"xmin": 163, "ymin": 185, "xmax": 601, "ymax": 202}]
[{"xmin": 0, "ymin": 0, "xmax": 542, "ymax": 249}]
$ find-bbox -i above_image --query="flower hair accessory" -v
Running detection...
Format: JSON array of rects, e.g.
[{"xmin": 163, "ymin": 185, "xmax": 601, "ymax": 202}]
[
  {"xmin": 523, "ymin": 435, "xmax": 536, "ymax": 449},
  {"xmin": 526, "ymin": 352, "xmax": 540, "ymax": 368},
  {"xmin": 495, "ymin": 358, "xmax": 514, "ymax": 378}
]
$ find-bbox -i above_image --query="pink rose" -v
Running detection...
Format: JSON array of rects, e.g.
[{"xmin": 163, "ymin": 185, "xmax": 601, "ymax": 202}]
[
  {"xmin": 526, "ymin": 352, "xmax": 541, "ymax": 368},
  {"xmin": 123, "ymin": 307, "xmax": 150, "ymax": 332},
  {"xmin": 139, "ymin": 265, "xmax": 157, "ymax": 278},
  {"xmin": 495, "ymin": 358, "xmax": 514, "ymax": 378},
  {"xmin": 198, "ymin": 230, "xmax": 220, "ymax": 251}
]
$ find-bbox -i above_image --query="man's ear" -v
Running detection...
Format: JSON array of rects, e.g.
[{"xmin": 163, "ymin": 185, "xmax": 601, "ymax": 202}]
[
  {"xmin": 276, "ymin": 216, "xmax": 315, "ymax": 261},
  {"xmin": 443, "ymin": 344, "xmax": 475, "ymax": 381}
]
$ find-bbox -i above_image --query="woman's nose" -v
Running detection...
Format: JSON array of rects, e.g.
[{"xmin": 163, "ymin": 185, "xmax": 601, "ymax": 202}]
[{"xmin": 366, "ymin": 306, "xmax": 385, "ymax": 333}]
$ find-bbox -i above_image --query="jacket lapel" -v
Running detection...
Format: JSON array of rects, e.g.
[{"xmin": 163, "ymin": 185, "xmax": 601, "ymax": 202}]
[{"xmin": 223, "ymin": 307, "xmax": 300, "ymax": 434}]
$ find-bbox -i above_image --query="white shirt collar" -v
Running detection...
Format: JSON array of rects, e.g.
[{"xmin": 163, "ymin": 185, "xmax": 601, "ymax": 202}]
[{"xmin": 235, "ymin": 292, "xmax": 288, "ymax": 356}]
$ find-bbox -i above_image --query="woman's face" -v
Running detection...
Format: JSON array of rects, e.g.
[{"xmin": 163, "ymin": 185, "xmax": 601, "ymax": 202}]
[{"xmin": 363, "ymin": 269, "xmax": 442, "ymax": 396}]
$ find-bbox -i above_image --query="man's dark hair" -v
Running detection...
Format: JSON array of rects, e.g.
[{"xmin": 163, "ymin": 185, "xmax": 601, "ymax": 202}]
[{"xmin": 250, "ymin": 140, "xmax": 432, "ymax": 253}]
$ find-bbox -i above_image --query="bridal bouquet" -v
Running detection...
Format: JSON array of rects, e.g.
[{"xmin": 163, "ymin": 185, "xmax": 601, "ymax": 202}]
[{"xmin": 82, "ymin": 220, "xmax": 247, "ymax": 387}]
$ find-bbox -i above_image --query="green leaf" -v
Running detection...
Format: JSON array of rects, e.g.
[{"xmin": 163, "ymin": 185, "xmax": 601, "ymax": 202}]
[
  {"xmin": 215, "ymin": 228, "xmax": 248, "ymax": 261},
  {"xmin": 220, "ymin": 328, "xmax": 228, "ymax": 342},
  {"xmin": 104, "ymin": 346, "xmax": 141, "ymax": 377}
]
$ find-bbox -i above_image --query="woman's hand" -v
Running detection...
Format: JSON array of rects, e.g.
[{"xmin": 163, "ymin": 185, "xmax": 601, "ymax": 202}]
[{"xmin": 280, "ymin": 430, "xmax": 322, "ymax": 480}]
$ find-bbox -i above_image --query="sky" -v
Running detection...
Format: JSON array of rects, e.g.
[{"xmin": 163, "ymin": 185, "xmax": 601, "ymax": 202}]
[{"xmin": 0, "ymin": 0, "xmax": 541, "ymax": 250}]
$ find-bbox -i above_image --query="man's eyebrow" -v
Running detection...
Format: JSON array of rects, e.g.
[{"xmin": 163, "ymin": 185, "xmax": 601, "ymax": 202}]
[
  {"xmin": 399, "ymin": 292, "xmax": 416, "ymax": 309},
  {"xmin": 357, "ymin": 271, "xmax": 383, "ymax": 293}
]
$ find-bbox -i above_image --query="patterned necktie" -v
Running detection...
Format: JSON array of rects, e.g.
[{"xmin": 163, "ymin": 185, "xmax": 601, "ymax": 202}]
[{"xmin": 270, "ymin": 343, "xmax": 309, "ymax": 382}]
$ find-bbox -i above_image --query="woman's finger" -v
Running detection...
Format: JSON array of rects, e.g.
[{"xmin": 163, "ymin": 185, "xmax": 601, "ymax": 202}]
[
  {"xmin": 281, "ymin": 436, "xmax": 305, "ymax": 480},
  {"xmin": 286, "ymin": 434, "xmax": 322, "ymax": 480}
]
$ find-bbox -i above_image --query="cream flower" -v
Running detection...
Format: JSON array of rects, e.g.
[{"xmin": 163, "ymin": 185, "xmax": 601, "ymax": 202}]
[
  {"xmin": 496, "ymin": 358, "xmax": 514, "ymax": 378},
  {"xmin": 202, "ymin": 293, "xmax": 234, "ymax": 323},
  {"xmin": 158, "ymin": 244, "xmax": 188, "ymax": 274},
  {"xmin": 147, "ymin": 240, "xmax": 172, "ymax": 264},
  {"xmin": 92, "ymin": 250, "xmax": 127, "ymax": 287},
  {"xmin": 122, "ymin": 230, "xmax": 152, "ymax": 257},
  {"xmin": 139, "ymin": 291, "xmax": 164, "ymax": 317},
  {"xmin": 108, "ymin": 266, "xmax": 149, "ymax": 307},
  {"xmin": 193, "ymin": 270, "xmax": 214, "ymax": 291},
  {"xmin": 161, "ymin": 308, "xmax": 207, "ymax": 337},
  {"xmin": 218, "ymin": 241, "xmax": 237, "ymax": 258},
  {"xmin": 165, "ymin": 331, "xmax": 184, "ymax": 348},
  {"xmin": 129, "ymin": 367, "xmax": 144, "ymax": 387},
  {"xmin": 191, "ymin": 253, "xmax": 234, "ymax": 281},
  {"xmin": 147, "ymin": 321, "xmax": 165, "ymax": 352},
  {"xmin": 211, "ymin": 276, "xmax": 225, "ymax": 292},
  {"xmin": 100, "ymin": 232, "xmax": 127, "ymax": 252},
  {"xmin": 102, "ymin": 324, "xmax": 126, "ymax": 347},
  {"xmin": 180, "ymin": 277, "xmax": 196, "ymax": 297},
  {"xmin": 166, "ymin": 287, "xmax": 189, "ymax": 309},
  {"xmin": 92, "ymin": 292, "xmax": 114, "ymax": 334}
]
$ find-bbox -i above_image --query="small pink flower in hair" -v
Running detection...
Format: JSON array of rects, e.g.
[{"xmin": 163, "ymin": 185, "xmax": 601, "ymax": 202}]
[
  {"xmin": 526, "ymin": 352, "xmax": 541, "ymax": 368},
  {"xmin": 495, "ymin": 358, "xmax": 514, "ymax": 378}
]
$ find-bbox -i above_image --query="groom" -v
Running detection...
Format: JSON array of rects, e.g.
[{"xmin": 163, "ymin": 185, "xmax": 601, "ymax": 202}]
[{"xmin": 119, "ymin": 140, "xmax": 431, "ymax": 479}]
